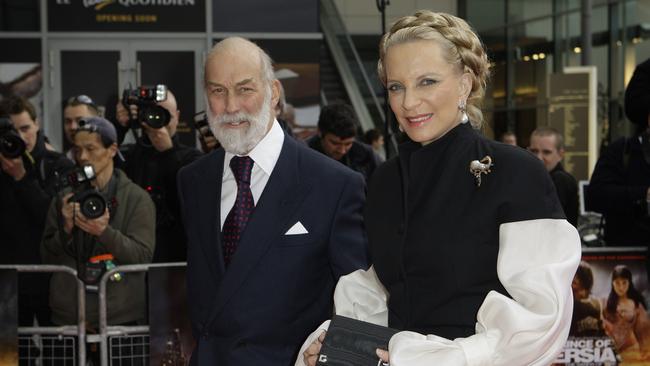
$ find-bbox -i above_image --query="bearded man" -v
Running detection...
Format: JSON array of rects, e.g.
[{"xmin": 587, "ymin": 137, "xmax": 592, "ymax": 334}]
[{"xmin": 177, "ymin": 37, "xmax": 369, "ymax": 366}]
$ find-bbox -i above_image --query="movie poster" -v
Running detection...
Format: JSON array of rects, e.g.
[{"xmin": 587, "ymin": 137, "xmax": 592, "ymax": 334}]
[
  {"xmin": 553, "ymin": 247, "xmax": 650, "ymax": 366},
  {"xmin": 0, "ymin": 269, "xmax": 18, "ymax": 366},
  {"xmin": 149, "ymin": 266, "xmax": 194, "ymax": 366}
]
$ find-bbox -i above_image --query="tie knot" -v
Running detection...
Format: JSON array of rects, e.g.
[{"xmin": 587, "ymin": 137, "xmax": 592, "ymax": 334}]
[{"xmin": 230, "ymin": 156, "xmax": 254, "ymax": 184}]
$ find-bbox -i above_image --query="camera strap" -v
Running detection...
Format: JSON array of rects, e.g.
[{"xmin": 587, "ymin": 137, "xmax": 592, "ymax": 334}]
[{"xmin": 105, "ymin": 171, "xmax": 119, "ymax": 220}]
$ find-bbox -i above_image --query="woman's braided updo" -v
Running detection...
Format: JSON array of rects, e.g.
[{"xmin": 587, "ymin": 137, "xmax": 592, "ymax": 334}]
[{"xmin": 378, "ymin": 10, "xmax": 491, "ymax": 128}]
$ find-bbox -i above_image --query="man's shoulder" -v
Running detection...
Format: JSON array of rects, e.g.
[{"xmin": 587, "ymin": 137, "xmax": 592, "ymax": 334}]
[
  {"xmin": 293, "ymin": 138, "xmax": 360, "ymax": 178},
  {"xmin": 114, "ymin": 169, "xmax": 152, "ymax": 201},
  {"xmin": 551, "ymin": 166, "xmax": 578, "ymax": 187},
  {"xmin": 349, "ymin": 140, "xmax": 376, "ymax": 159}
]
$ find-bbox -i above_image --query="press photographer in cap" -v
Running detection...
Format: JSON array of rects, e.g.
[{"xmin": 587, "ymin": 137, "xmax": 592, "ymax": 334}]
[
  {"xmin": 588, "ymin": 57, "xmax": 650, "ymax": 246},
  {"xmin": 115, "ymin": 85, "xmax": 202, "ymax": 262},
  {"xmin": 41, "ymin": 116, "xmax": 155, "ymax": 329},
  {"xmin": 0, "ymin": 96, "xmax": 73, "ymax": 328}
]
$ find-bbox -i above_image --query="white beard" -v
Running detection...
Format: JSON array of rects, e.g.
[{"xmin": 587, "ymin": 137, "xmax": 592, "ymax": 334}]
[{"xmin": 206, "ymin": 88, "xmax": 272, "ymax": 155}]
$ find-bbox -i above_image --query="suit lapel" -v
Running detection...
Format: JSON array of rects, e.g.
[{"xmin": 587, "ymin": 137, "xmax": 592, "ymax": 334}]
[
  {"xmin": 209, "ymin": 136, "xmax": 311, "ymax": 321},
  {"xmin": 198, "ymin": 150, "xmax": 226, "ymax": 278}
]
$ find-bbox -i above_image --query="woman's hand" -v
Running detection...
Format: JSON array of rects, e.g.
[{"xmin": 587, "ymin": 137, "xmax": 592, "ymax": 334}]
[
  {"xmin": 376, "ymin": 348, "xmax": 389, "ymax": 364},
  {"xmin": 303, "ymin": 331, "xmax": 326, "ymax": 366}
]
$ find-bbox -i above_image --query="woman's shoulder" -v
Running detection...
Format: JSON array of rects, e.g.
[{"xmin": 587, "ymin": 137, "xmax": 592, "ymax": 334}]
[{"xmin": 477, "ymin": 136, "xmax": 548, "ymax": 179}]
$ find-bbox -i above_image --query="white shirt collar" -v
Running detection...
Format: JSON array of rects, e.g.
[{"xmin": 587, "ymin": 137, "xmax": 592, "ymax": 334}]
[{"xmin": 224, "ymin": 119, "xmax": 284, "ymax": 176}]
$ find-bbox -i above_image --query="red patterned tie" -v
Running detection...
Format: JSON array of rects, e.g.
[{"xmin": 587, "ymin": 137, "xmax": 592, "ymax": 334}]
[{"xmin": 222, "ymin": 156, "xmax": 255, "ymax": 266}]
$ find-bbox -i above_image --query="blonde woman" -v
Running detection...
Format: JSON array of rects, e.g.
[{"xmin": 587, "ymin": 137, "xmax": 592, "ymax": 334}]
[{"xmin": 299, "ymin": 10, "xmax": 580, "ymax": 366}]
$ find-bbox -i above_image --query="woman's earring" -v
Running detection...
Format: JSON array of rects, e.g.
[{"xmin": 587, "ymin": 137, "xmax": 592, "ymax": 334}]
[
  {"xmin": 398, "ymin": 124, "xmax": 404, "ymax": 132},
  {"xmin": 459, "ymin": 100, "xmax": 469, "ymax": 123}
]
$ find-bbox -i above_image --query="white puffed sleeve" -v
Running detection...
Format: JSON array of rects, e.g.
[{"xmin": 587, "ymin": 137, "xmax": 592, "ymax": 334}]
[
  {"xmin": 294, "ymin": 266, "xmax": 388, "ymax": 365},
  {"xmin": 388, "ymin": 218, "xmax": 581, "ymax": 366}
]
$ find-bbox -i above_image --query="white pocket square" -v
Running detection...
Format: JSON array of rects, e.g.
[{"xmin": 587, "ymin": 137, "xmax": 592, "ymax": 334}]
[{"xmin": 285, "ymin": 221, "xmax": 308, "ymax": 235}]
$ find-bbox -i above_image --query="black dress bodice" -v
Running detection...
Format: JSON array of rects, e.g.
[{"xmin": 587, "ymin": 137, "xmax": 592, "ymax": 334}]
[{"xmin": 365, "ymin": 122, "xmax": 564, "ymax": 339}]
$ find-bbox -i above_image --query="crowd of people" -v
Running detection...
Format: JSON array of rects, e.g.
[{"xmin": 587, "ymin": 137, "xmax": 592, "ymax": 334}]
[{"xmin": 2, "ymin": 7, "xmax": 650, "ymax": 366}]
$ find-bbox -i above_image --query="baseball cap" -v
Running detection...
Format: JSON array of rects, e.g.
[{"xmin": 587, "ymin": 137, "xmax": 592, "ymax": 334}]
[{"xmin": 76, "ymin": 116, "xmax": 125, "ymax": 161}]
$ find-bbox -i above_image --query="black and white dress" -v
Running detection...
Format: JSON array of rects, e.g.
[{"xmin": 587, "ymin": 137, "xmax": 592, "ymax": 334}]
[{"xmin": 297, "ymin": 121, "xmax": 581, "ymax": 365}]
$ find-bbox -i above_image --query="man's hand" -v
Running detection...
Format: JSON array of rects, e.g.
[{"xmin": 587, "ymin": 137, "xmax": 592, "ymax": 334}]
[
  {"xmin": 74, "ymin": 207, "xmax": 110, "ymax": 237},
  {"xmin": 142, "ymin": 123, "xmax": 174, "ymax": 152},
  {"xmin": 0, "ymin": 154, "xmax": 26, "ymax": 181},
  {"xmin": 115, "ymin": 102, "xmax": 131, "ymax": 128},
  {"xmin": 303, "ymin": 331, "xmax": 326, "ymax": 366}
]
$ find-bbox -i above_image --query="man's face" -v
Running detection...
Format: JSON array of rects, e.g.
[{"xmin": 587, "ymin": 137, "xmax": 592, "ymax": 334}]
[
  {"xmin": 528, "ymin": 134, "xmax": 563, "ymax": 172},
  {"xmin": 321, "ymin": 133, "xmax": 355, "ymax": 161},
  {"xmin": 73, "ymin": 131, "xmax": 115, "ymax": 178},
  {"xmin": 63, "ymin": 105, "xmax": 95, "ymax": 144},
  {"xmin": 571, "ymin": 277, "xmax": 588, "ymax": 300},
  {"xmin": 9, "ymin": 111, "xmax": 39, "ymax": 153},
  {"xmin": 204, "ymin": 48, "xmax": 279, "ymax": 155},
  {"xmin": 502, "ymin": 134, "xmax": 517, "ymax": 146}
]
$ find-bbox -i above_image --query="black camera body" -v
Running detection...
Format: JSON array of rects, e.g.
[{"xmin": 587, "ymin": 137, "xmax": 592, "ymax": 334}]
[
  {"xmin": 0, "ymin": 117, "xmax": 26, "ymax": 159},
  {"xmin": 122, "ymin": 85, "xmax": 171, "ymax": 129},
  {"xmin": 57, "ymin": 165, "xmax": 107, "ymax": 220}
]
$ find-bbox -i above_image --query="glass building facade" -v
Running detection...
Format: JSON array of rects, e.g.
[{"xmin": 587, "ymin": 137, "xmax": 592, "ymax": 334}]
[{"xmin": 462, "ymin": 0, "xmax": 650, "ymax": 146}]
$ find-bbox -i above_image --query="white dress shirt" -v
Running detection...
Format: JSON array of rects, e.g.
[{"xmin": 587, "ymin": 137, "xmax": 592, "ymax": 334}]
[{"xmin": 220, "ymin": 119, "xmax": 284, "ymax": 229}]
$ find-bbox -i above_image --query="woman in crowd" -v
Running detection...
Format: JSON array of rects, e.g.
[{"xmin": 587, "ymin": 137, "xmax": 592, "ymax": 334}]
[
  {"xmin": 299, "ymin": 10, "xmax": 580, "ymax": 366},
  {"xmin": 602, "ymin": 265, "xmax": 650, "ymax": 358}
]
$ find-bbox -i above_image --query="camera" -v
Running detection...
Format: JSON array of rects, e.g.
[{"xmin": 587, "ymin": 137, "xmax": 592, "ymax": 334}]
[
  {"xmin": 122, "ymin": 84, "xmax": 170, "ymax": 129},
  {"xmin": 56, "ymin": 165, "xmax": 107, "ymax": 220},
  {"xmin": 0, "ymin": 117, "xmax": 26, "ymax": 159},
  {"xmin": 193, "ymin": 111, "xmax": 220, "ymax": 152}
]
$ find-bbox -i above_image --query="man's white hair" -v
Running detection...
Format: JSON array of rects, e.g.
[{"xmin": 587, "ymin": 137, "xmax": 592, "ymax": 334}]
[{"xmin": 204, "ymin": 37, "xmax": 275, "ymax": 86}]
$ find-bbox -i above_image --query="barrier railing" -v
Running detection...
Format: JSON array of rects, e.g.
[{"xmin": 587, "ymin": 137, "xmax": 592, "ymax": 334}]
[
  {"xmin": 0, "ymin": 264, "xmax": 86, "ymax": 365},
  {"xmin": 3, "ymin": 262, "xmax": 187, "ymax": 365},
  {"xmin": 97, "ymin": 262, "xmax": 186, "ymax": 366}
]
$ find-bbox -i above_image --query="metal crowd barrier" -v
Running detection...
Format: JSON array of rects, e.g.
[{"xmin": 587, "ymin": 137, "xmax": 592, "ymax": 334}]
[
  {"xmin": 97, "ymin": 262, "xmax": 186, "ymax": 366},
  {"xmin": 3, "ymin": 262, "xmax": 187, "ymax": 366},
  {"xmin": 0, "ymin": 264, "xmax": 86, "ymax": 366}
]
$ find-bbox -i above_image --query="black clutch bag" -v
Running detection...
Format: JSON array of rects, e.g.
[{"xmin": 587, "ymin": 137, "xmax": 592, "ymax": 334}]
[{"xmin": 317, "ymin": 315, "xmax": 399, "ymax": 366}]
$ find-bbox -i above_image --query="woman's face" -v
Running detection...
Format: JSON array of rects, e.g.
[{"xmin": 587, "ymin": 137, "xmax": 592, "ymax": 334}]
[
  {"xmin": 384, "ymin": 39, "xmax": 471, "ymax": 145},
  {"xmin": 613, "ymin": 277, "xmax": 630, "ymax": 297}
]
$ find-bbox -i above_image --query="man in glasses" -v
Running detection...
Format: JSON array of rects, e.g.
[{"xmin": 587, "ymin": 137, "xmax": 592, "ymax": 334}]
[
  {"xmin": 117, "ymin": 88, "xmax": 202, "ymax": 262},
  {"xmin": 63, "ymin": 94, "xmax": 99, "ymax": 161},
  {"xmin": 0, "ymin": 96, "xmax": 73, "ymax": 329}
]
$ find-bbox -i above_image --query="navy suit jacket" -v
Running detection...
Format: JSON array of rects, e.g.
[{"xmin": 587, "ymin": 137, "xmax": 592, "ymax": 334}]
[{"xmin": 178, "ymin": 133, "xmax": 369, "ymax": 365}]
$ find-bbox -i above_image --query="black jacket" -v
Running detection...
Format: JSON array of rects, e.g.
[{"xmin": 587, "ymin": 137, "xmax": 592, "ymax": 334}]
[
  {"xmin": 119, "ymin": 135, "xmax": 202, "ymax": 262},
  {"xmin": 550, "ymin": 162, "xmax": 579, "ymax": 227},
  {"xmin": 587, "ymin": 136, "xmax": 650, "ymax": 246},
  {"xmin": 365, "ymin": 122, "xmax": 565, "ymax": 339},
  {"xmin": 307, "ymin": 136, "xmax": 380, "ymax": 182}
]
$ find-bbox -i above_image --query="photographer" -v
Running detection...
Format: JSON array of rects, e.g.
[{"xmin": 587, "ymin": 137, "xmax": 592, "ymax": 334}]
[
  {"xmin": 0, "ymin": 96, "xmax": 73, "ymax": 327},
  {"xmin": 117, "ymin": 87, "xmax": 201, "ymax": 262},
  {"xmin": 41, "ymin": 116, "xmax": 155, "ymax": 328}
]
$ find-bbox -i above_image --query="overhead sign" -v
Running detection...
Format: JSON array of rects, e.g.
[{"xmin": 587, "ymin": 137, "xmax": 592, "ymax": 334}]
[
  {"xmin": 49, "ymin": 0, "xmax": 205, "ymax": 32},
  {"xmin": 548, "ymin": 66, "xmax": 598, "ymax": 181}
]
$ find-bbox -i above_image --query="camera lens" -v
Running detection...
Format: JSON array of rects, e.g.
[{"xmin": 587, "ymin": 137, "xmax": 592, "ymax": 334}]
[
  {"xmin": 79, "ymin": 191, "xmax": 107, "ymax": 219},
  {"xmin": 0, "ymin": 133, "xmax": 26, "ymax": 159},
  {"xmin": 140, "ymin": 106, "xmax": 171, "ymax": 129}
]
